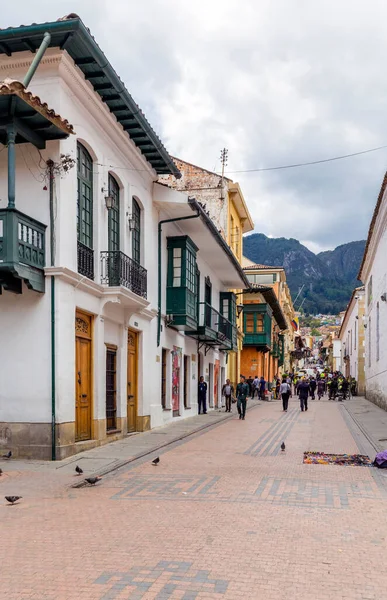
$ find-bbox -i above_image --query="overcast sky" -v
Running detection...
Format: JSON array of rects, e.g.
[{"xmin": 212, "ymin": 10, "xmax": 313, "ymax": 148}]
[{"xmin": 3, "ymin": 0, "xmax": 387, "ymax": 252}]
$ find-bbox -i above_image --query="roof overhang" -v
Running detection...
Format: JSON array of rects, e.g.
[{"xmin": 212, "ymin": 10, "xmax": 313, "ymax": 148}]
[
  {"xmin": 154, "ymin": 183, "xmax": 248, "ymax": 288},
  {"xmin": 358, "ymin": 171, "xmax": 387, "ymax": 280},
  {"xmin": 228, "ymin": 182, "xmax": 254, "ymax": 233},
  {"xmin": 338, "ymin": 286, "xmax": 365, "ymax": 339},
  {"xmin": 0, "ymin": 15, "xmax": 180, "ymax": 177},
  {"xmin": 243, "ymin": 285, "xmax": 288, "ymax": 331},
  {"xmin": 0, "ymin": 79, "xmax": 74, "ymax": 146}
]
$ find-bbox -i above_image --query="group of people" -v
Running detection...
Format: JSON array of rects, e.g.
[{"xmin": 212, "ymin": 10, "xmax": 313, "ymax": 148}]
[{"xmin": 197, "ymin": 369, "xmax": 355, "ymax": 420}]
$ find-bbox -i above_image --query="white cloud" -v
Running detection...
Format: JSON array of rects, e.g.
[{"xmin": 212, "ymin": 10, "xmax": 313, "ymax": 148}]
[{"xmin": 3, "ymin": 0, "xmax": 387, "ymax": 249}]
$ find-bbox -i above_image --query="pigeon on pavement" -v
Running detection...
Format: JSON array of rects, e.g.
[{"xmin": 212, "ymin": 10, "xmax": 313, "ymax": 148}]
[
  {"xmin": 152, "ymin": 457, "xmax": 160, "ymax": 466},
  {"xmin": 85, "ymin": 477, "xmax": 101, "ymax": 485},
  {"xmin": 2, "ymin": 451, "xmax": 12, "ymax": 459},
  {"xmin": 281, "ymin": 442, "xmax": 286, "ymax": 452},
  {"xmin": 75, "ymin": 465, "xmax": 83, "ymax": 475},
  {"xmin": 5, "ymin": 496, "xmax": 22, "ymax": 504}
]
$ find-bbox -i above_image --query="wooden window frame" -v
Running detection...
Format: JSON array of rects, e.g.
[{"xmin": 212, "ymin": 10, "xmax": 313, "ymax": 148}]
[
  {"xmin": 132, "ymin": 198, "xmax": 141, "ymax": 264},
  {"xmin": 108, "ymin": 174, "xmax": 120, "ymax": 252},
  {"xmin": 77, "ymin": 143, "xmax": 93, "ymax": 248}
]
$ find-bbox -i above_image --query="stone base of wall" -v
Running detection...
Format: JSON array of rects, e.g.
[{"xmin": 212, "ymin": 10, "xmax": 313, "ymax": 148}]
[
  {"xmin": 0, "ymin": 415, "xmax": 150, "ymax": 460},
  {"xmin": 365, "ymin": 390, "xmax": 387, "ymax": 412}
]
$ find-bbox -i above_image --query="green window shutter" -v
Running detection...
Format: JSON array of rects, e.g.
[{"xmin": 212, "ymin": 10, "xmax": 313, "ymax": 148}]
[
  {"xmin": 77, "ymin": 143, "xmax": 93, "ymax": 248},
  {"xmin": 132, "ymin": 198, "xmax": 141, "ymax": 264},
  {"xmin": 108, "ymin": 174, "xmax": 120, "ymax": 252}
]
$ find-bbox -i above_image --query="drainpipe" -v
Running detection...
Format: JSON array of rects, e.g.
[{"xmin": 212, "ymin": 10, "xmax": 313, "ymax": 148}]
[
  {"xmin": 23, "ymin": 32, "xmax": 51, "ymax": 88},
  {"xmin": 47, "ymin": 160, "xmax": 56, "ymax": 460},
  {"xmin": 157, "ymin": 212, "xmax": 200, "ymax": 347}
]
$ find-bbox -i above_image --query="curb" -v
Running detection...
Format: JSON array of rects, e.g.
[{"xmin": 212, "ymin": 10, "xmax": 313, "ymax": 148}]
[
  {"xmin": 72, "ymin": 401, "xmax": 261, "ymax": 488},
  {"xmin": 341, "ymin": 402, "xmax": 381, "ymax": 453}
]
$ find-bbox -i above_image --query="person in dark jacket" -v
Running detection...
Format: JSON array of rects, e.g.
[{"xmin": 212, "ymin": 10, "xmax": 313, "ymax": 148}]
[
  {"xmin": 259, "ymin": 376, "xmax": 266, "ymax": 400},
  {"xmin": 236, "ymin": 375, "xmax": 249, "ymax": 420},
  {"xmin": 309, "ymin": 378, "xmax": 317, "ymax": 400},
  {"xmin": 198, "ymin": 376, "xmax": 208, "ymax": 414},
  {"xmin": 297, "ymin": 378, "xmax": 310, "ymax": 412}
]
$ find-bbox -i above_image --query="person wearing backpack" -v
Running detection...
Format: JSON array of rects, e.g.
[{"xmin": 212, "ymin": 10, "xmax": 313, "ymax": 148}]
[{"xmin": 279, "ymin": 377, "xmax": 291, "ymax": 412}]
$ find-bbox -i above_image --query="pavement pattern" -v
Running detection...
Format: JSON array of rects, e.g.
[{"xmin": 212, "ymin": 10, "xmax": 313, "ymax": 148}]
[{"xmin": 1, "ymin": 395, "xmax": 387, "ymax": 600}]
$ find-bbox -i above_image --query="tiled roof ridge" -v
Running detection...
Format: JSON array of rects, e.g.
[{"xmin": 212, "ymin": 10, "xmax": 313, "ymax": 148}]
[{"xmin": 0, "ymin": 78, "xmax": 74, "ymax": 134}]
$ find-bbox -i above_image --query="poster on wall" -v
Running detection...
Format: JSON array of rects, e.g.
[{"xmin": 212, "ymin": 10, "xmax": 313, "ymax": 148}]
[
  {"xmin": 214, "ymin": 359, "xmax": 220, "ymax": 408},
  {"xmin": 172, "ymin": 346, "xmax": 182, "ymax": 415}
]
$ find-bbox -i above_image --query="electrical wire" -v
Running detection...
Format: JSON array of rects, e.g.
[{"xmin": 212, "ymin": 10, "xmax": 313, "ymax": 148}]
[
  {"xmin": 223, "ymin": 144, "xmax": 387, "ymax": 173},
  {"xmin": 90, "ymin": 143, "xmax": 387, "ymax": 176}
]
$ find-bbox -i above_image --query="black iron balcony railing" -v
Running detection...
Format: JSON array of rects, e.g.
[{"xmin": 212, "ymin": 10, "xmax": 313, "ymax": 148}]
[
  {"xmin": 100, "ymin": 251, "xmax": 147, "ymax": 299},
  {"xmin": 197, "ymin": 302, "xmax": 236, "ymax": 348},
  {"xmin": 77, "ymin": 241, "xmax": 94, "ymax": 280}
]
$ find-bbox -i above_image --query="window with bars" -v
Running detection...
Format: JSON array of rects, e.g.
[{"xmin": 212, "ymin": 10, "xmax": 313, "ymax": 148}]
[
  {"xmin": 132, "ymin": 198, "xmax": 141, "ymax": 264},
  {"xmin": 161, "ymin": 349, "xmax": 168, "ymax": 409},
  {"xmin": 108, "ymin": 174, "xmax": 120, "ymax": 252},
  {"xmin": 77, "ymin": 143, "xmax": 93, "ymax": 248},
  {"xmin": 106, "ymin": 348, "xmax": 117, "ymax": 431}
]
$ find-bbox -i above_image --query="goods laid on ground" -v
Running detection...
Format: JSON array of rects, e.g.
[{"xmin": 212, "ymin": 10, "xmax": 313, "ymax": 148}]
[{"xmin": 303, "ymin": 451, "xmax": 373, "ymax": 467}]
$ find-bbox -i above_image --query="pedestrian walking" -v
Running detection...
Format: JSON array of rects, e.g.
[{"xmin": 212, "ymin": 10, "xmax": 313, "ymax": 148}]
[
  {"xmin": 259, "ymin": 376, "xmax": 266, "ymax": 400},
  {"xmin": 279, "ymin": 377, "xmax": 291, "ymax": 412},
  {"xmin": 198, "ymin": 376, "xmax": 208, "ymax": 414},
  {"xmin": 309, "ymin": 377, "xmax": 317, "ymax": 400},
  {"xmin": 222, "ymin": 379, "xmax": 234, "ymax": 413},
  {"xmin": 252, "ymin": 376, "xmax": 260, "ymax": 398},
  {"xmin": 236, "ymin": 375, "xmax": 249, "ymax": 420},
  {"xmin": 317, "ymin": 379, "xmax": 325, "ymax": 399},
  {"xmin": 297, "ymin": 377, "xmax": 310, "ymax": 412},
  {"xmin": 286, "ymin": 375, "xmax": 292, "ymax": 397},
  {"xmin": 246, "ymin": 376, "xmax": 254, "ymax": 397}
]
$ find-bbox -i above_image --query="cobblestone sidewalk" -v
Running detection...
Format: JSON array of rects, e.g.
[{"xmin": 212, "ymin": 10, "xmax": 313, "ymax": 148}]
[{"xmin": 1, "ymin": 395, "xmax": 387, "ymax": 600}]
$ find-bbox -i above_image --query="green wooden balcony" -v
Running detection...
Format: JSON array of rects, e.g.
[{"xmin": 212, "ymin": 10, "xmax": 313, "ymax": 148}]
[
  {"xmin": 0, "ymin": 208, "xmax": 46, "ymax": 293},
  {"xmin": 243, "ymin": 303, "xmax": 272, "ymax": 351},
  {"xmin": 166, "ymin": 287, "xmax": 198, "ymax": 331}
]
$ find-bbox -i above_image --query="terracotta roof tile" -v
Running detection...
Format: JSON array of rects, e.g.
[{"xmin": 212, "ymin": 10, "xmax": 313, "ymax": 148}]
[{"xmin": 0, "ymin": 79, "xmax": 74, "ymax": 135}]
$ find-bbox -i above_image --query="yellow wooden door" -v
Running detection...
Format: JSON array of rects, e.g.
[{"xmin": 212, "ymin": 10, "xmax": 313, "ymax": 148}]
[
  {"xmin": 127, "ymin": 330, "xmax": 138, "ymax": 433},
  {"xmin": 75, "ymin": 312, "xmax": 92, "ymax": 442}
]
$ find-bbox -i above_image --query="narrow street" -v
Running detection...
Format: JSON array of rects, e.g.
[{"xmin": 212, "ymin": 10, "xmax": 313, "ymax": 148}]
[{"xmin": 2, "ymin": 396, "xmax": 387, "ymax": 600}]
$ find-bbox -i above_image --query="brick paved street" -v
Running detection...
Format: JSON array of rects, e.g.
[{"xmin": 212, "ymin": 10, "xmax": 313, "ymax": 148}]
[{"xmin": 2, "ymin": 397, "xmax": 387, "ymax": 600}]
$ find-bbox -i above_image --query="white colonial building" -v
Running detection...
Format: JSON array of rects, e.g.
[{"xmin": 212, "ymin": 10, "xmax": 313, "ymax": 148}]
[
  {"xmin": 359, "ymin": 172, "xmax": 387, "ymax": 410},
  {"xmin": 338, "ymin": 287, "xmax": 366, "ymax": 394},
  {"xmin": 0, "ymin": 15, "xmax": 247, "ymax": 459}
]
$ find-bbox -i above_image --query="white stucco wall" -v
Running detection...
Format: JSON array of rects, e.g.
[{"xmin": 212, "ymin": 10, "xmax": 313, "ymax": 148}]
[
  {"xmin": 0, "ymin": 48, "xmax": 235, "ymax": 449},
  {"xmin": 363, "ymin": 201, "xmax": 387, "ymax": 409}
]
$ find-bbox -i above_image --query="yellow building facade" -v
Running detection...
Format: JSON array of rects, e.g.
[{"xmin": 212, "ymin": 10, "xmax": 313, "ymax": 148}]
[{"xmin": 227, "ymin": 183, "xmax": 254, "ymax": 387}]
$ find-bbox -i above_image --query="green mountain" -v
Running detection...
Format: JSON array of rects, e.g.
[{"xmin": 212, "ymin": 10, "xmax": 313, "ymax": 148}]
[{"xmin": 243, "ymin": 233, "xmax": 366, "ymax": 315}]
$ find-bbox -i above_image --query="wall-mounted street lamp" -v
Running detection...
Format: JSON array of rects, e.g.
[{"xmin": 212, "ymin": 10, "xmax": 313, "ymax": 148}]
[
  {"xmin": 104, "ymin": 195, "xmax": 114, "ymax": 210},
  {"xmin": 127, "ymin": 213, "xmax": 136, "ymax": 231},
  {"xmin": 237, "ymin": 303, "xmax": 244, "ymax": 317}
]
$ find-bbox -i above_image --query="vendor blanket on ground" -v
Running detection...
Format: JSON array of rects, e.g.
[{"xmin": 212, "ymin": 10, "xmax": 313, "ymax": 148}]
[{"xmin": 303, "ymin": 452, "xmax": 373, "ymax": 466}]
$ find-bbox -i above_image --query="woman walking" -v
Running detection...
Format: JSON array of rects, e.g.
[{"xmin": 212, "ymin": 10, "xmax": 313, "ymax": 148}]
[{"xmin": 279, "ymin": 377, "xmax": 291, "ymax": 412}]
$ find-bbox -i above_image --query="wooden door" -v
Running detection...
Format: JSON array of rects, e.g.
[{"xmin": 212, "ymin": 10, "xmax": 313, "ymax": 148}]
[
  {"xmin": 127, "ymin": 330, "xmax": 138, "ymax": 433},
  {"xmin": 75, "ymin": 312, "xmax": 92, "ymax": 442}
]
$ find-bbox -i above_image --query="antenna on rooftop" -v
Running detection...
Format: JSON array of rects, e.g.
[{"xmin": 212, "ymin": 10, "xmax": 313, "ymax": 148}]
[{"xmin": 220, "ymin": 148, "xmax": 228, "ymax": 202}]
